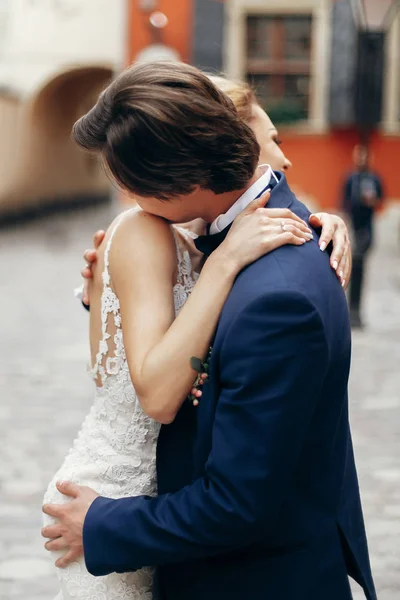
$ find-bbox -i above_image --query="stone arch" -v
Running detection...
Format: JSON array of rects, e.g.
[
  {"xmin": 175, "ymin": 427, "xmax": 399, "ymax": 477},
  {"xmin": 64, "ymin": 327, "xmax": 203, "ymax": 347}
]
[
  {"xmin": 4, "ymin": 64, "xmax": 114, "ymax": 215},
  {"xmin": 29, "ymin": 65, "xmax": 112, "ymax": 137},
  {"xmin": 0, "ymin": 89, "xmax": 23, "ymax": 212}
]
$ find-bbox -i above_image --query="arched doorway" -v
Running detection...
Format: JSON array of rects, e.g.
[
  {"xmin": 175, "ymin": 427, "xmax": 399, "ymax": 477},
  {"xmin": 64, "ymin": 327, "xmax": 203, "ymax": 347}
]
[{"xmin": 17, "ymin": 65, "xmax": 113, "ymax": 211}]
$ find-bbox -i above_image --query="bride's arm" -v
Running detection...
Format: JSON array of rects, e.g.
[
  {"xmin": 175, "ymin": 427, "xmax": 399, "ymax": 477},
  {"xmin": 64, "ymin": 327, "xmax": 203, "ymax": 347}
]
[
  {"xmin": 110, "ymin": 199, "xmax": 312, "ymax": 425},
  {"xmin": 80, "ymin": 211, "xmax": 352, "ymax": 306}
]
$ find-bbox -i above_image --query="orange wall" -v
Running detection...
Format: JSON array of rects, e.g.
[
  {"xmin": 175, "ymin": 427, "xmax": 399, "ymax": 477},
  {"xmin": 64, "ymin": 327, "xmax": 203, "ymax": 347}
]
[
  {"xmin": 128, "ymin": 0, "xmax": 192, "ymax": 64},
  {"xmin": 282, "ymin": 128, "xmax": 400, "ymax": 210},
  {"xmin": 126, "ymin": 1, "xmax": 399, "ymax": 211}
]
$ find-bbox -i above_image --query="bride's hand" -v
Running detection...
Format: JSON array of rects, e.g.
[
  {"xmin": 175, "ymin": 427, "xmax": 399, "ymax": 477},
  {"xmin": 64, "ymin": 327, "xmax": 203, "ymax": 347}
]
[
  {"xmin": 217, "ymin": 190, "xmax": 313, "ymax": 272},
  {"xmin": 309, "ymin": 213, "xmax": 351, "ymax": 289},
  {"xmin": 81, "ymin": 230, "xmax": 106, "ymax": 305}
]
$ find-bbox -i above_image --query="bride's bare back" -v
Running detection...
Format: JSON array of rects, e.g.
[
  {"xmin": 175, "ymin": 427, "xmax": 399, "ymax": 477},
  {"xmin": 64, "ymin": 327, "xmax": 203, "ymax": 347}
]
[{"xmin": 43, "ymin": 208, "xmax": 198, "ymax": 600}]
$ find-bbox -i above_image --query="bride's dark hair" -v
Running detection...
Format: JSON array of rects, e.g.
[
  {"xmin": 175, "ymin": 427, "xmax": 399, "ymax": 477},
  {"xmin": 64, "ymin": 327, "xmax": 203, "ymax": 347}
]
[{"xmin": 72, "ymin": 61, "xmax": 260, "ymax": 200}]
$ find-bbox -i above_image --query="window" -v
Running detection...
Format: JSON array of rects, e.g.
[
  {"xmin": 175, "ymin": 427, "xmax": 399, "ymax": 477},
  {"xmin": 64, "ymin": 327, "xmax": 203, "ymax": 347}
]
[{"xmin": 246, "ymin": 14, "xmax": 312, "ymax": 124}]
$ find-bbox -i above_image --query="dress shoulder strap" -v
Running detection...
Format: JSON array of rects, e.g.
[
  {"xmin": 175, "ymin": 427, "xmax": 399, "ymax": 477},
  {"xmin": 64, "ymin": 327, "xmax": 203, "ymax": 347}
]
[
  {"xmin": 102, "ymin": 216, "xmax": 124, "ymax": 288},
  {"xmin": 102, "ymin": 208, "xmax": 138, "ymax": 286},
  {"xmin": 90, "ymin": 215, "xmax": 126, "ymax": 385}
]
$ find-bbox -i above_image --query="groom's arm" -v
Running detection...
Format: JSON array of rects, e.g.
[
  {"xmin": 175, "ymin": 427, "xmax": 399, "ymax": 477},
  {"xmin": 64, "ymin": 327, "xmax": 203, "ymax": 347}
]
[{"xmin": 84, "ymin": 289, "xmax": 329, "ymax": 576}]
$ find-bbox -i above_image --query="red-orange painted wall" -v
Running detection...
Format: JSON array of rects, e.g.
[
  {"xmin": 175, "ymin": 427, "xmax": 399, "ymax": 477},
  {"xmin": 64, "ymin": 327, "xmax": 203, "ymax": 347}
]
[
  {"xmin": 126, "ymin": 1, "xmax": 399, "ymax": 210},
  {"xmin": 281, "ymin": 128, "xmax": 400, "ymax": 210},
  {"xmin": 128, "ymin": 0, "xmax": 192, "ymax": 64}
]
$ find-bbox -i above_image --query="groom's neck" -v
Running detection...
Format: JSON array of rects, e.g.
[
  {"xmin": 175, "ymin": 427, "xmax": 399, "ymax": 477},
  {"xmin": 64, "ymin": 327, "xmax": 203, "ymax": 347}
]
[{"xmin": 200, "ymin": 167, "xmax": 261, "ymax": 223}]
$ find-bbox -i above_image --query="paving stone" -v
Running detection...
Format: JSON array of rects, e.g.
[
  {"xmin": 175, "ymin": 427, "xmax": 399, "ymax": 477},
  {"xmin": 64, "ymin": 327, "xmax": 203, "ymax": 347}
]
[{"xmin": 0, "ymin": 204, "xmax": 399, "ymax": 598}]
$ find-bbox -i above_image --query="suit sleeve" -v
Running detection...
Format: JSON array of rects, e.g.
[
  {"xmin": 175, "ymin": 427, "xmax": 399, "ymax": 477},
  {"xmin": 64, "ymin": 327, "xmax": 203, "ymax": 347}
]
[{"xmin": 83, "ymin": 290, "xmax": 329, "ymax": 576}]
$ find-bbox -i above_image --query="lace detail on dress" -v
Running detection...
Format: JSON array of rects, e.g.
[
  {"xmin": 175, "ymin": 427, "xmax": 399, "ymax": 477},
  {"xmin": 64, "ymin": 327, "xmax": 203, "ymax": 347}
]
[
  {"xmin": 90, "ymin": 218, "xmax": 125, "ymax": 387},
  {"xmin": 172, "ymin": 227, "xmax": 198, "ymax": 313},
  {"xmin": 43, "ymin": 216, "xmax": 198, "ymax": 600}
]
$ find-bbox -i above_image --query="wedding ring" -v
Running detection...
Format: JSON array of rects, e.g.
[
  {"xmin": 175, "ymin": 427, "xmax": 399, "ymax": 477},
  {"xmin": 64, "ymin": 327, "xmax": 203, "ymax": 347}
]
[{"xmin": 281, "ymin": 221, "xmax": 286, "ymax": 232}]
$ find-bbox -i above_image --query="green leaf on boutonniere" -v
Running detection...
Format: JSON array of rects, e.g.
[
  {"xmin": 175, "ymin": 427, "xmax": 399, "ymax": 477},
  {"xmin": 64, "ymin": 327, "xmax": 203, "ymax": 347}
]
[{"xmin": 190, "ymin": 356, "xmax": 203, "ymax": 373}]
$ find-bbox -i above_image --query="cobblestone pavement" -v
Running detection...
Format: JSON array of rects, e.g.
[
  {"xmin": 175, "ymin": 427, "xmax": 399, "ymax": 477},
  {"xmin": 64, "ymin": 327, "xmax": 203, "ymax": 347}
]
[{"xmin": 0, "ymin": 203, "xmax": 399, "ymax": 600}]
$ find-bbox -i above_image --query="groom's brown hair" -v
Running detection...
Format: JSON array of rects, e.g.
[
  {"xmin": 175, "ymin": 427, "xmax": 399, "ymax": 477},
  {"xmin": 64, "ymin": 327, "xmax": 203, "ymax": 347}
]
[{"xmin": 72, "ymin": 61, "xmax": 260, "ymax": 200}]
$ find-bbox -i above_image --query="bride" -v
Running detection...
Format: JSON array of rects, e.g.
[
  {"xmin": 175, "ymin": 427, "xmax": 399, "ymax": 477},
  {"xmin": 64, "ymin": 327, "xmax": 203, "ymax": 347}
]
[{"xmin": 42, "ymin": 67, "xmax": 352, "ymax": 600}]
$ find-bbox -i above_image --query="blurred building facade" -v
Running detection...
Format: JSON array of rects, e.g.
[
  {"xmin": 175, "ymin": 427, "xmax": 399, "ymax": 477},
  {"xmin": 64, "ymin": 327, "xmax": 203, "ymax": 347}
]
[
  {"xmin": 128, "ymin": 0, "xmax": 192, "ymax": 63},
  {"xmin": 129, "ymin": 0, "xmax": 400, "ymax": 209},
  {"xmin": 0, "ymin": 0, "xmax": 126, "ymax": 217},
  {"xmin": 1, "ymin": 0, "xmax": 398, "ymax": 216}
]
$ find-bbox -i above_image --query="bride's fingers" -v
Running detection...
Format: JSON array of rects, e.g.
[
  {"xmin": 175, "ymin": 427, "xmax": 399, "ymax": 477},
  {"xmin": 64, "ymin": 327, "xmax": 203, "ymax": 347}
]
[
  {"xmin": 258, "ymin": 213, "xmax": 311, "ymax": 235},
  {"xmin": 83, "ymin": 249, "xmax": 97, "ymax": 264},
  {"xmin": 265, "ymin": 208, "xmax": 309, "ymax": 227},
  {"xmin": 93, "ymin": 230, "xmax": 106, "ymax": 249},
  {"xmin": 337, "ymin": 251, "xmax": 349, "ymax": 289},
  {"xmin": 45, "ymin": 537, "xmax": 68, "ymax": 552},
  {"xmin": 83, "ymin": 280, "xmax": 90, "ymax": 306},
  {"xmin": 279, "ymin": 218, "xmax": 313, "ymax": 236},
  {"xmin": 242, "ymin": 191, "xmax": 271, "ymax": 215},
  {"xmin": 272, "ymin": 222, "xmax": 313, "ymax": 240},
  {"xmin": 274, "ymin": 231, "xmax": 309, "ymax": 247},
  {"xmin": 268, "ymin": 226, "xmax": 311, "ymax": 247},
  {"xmin": 81, "ymin": 266, "xmax": 93, "ymax": 279}
]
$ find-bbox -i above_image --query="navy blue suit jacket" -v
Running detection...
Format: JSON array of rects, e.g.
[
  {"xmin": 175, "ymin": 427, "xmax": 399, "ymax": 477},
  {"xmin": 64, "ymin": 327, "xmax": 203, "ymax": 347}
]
[{"xmin": 83, "ymin": 175, "xmax": 376, "ymax": 600}]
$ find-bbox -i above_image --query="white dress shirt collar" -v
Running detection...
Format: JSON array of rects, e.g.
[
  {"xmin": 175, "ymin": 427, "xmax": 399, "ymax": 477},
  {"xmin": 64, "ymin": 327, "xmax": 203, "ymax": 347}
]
[{"xmin": 209, "ymin": 164, "xmax": 278, "ymax": 235}]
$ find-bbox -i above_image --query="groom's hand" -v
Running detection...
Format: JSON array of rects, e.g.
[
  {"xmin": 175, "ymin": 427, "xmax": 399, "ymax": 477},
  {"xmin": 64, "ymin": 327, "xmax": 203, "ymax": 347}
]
[{"xmin": 42, "ymin": 481, "xmax": 99, "ymax": 568}]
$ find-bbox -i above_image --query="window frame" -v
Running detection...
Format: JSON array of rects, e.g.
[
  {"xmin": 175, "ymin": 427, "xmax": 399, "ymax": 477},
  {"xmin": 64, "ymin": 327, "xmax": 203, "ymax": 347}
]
[
  {"xmin": 224, "ymin": 0, "xmax": 331, "ymax": 133},
  {"xmin": 246, "ymin": 13, "xmax": 313, "ymax": 123},
  {"xmin": 382, "ymin": 11, "xmax": 400, "ymax": 135}
]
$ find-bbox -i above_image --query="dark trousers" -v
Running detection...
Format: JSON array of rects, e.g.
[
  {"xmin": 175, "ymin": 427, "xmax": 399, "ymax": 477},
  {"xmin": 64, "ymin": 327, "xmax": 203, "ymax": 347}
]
[
  {"xmin": 349, "ymin": 225, "xmax": 373, "ymax": 318},
  {"xmin": 349, "ymin": 255, "xmax": 365, "ymax": 316}
]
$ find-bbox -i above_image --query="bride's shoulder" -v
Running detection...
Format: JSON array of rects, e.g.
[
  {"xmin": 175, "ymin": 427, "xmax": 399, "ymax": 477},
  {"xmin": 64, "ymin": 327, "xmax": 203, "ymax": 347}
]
[
  {"xmin": 101, "ymin": 207, "xmax": 174, "ymax": 255},
  {"xmin": 111, "ymin": 207, "xmax": 172, "ymax": 241},
  {"xmin": 105, "ymin": 207, "xmax": 177, "ymax": 274}
]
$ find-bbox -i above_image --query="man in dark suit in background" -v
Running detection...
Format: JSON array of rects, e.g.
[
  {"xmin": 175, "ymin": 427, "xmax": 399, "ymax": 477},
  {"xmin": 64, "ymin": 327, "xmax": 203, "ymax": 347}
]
[{"xmin": 342, "ymin": 144, "xmax": 384, "ymax": 328}]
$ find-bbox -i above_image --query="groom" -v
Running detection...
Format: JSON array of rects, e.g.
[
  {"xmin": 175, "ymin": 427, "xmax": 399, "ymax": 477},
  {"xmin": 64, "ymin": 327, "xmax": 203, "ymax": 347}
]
[{"xmin": 42, "ymin": 61, "xmax": 375, "ymax": 600}]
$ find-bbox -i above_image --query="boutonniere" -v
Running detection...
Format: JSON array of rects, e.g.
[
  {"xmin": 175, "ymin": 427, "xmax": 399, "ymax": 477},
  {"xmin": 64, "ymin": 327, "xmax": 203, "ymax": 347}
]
[{"xmin": 188, "ymin": 347, "xmax": 212, "ymax": 406}]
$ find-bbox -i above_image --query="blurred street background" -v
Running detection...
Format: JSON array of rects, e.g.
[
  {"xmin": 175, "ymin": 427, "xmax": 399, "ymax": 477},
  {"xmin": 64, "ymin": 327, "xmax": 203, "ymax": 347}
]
[
  {"xmin": 0, "ymin": 205, "xmax": 399, "ymax": 600},
  {"xmin": 0, "ymin": 0, "xmax": 399, "ymax": 599}
]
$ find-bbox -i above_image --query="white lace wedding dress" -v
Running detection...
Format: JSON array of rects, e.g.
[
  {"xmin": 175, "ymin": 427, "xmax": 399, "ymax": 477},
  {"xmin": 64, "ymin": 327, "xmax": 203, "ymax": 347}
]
[{"xmin": 43, "ymin": 217, "xmax": 198, "ymax": 600}]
